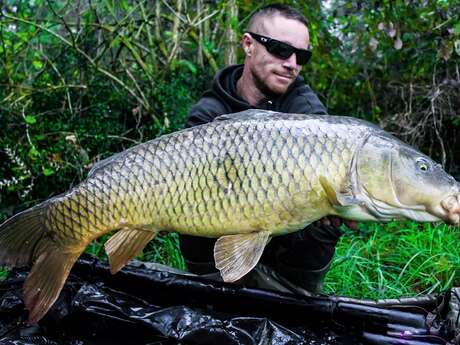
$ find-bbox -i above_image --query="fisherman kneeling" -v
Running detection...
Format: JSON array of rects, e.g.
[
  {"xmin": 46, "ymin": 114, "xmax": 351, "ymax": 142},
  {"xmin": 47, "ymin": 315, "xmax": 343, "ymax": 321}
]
[{"xmin": 180, "ymin": 3, "xmax": 346, "ymax": 293}]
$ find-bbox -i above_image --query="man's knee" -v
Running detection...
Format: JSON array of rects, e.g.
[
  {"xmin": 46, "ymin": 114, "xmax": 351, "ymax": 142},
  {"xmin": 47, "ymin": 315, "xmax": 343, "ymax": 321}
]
[{"xmin": 179, "ymin": 235, "xmax": 217, "ymax": 274}]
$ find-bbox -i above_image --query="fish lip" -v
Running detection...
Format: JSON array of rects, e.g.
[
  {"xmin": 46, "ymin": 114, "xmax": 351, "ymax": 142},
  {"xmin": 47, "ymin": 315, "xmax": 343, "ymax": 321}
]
[
  {"xmin": 450, "ymin": 213, "xmax": 460, "ymax": 225},
  {"xmin": 440, "ymin": 194, "xmax": 460, "ymax": 225}
]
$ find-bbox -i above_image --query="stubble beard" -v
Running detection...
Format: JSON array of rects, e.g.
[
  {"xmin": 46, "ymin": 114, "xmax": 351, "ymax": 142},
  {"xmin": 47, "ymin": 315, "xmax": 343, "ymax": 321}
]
[{"xmin": 251, "ymin": 69, "xmax": 287, "ymax": 100}]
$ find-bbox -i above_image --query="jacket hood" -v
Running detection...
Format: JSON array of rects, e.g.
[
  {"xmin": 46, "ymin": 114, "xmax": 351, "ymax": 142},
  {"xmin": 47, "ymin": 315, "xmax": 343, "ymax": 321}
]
[{"xmin": 212, "ymin": 64, "xmax": 248, "ymax": 111}]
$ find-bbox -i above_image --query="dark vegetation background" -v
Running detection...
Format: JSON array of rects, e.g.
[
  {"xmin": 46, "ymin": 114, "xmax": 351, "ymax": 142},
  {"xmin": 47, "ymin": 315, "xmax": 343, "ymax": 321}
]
[{"xmin": 0, "ymin": 0, "xmax": 459, "ymax": 297}]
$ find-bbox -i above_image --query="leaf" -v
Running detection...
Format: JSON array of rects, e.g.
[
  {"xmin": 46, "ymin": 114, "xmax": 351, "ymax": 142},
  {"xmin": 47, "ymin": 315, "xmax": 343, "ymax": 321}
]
[
  {"xmin": 230, "ymin": 16, "xmax": 239, "ymax": 31},
  {"xmin": 452, "ymin": 117, "xmax": 460, "ymax": 127},
  {"xmin": 28, "ymin": 147, "xmax": 40, "ymax": 159},
  {"xmin": 172, "ymin": 59, "xmax": 197, "ymax": 74},
  {"xmin": 180, "ymin": 60, "xmax": 197, "ymax": 74},
  {"xmin": 120, "ymin": 0, "xmax": 129, "ymax": 10},
  {"xmin": 32, "ymin": 60, "xmax": 43, "ymax": 69},
  {"xmin": 39, "ymin": 34, "xmax": 52, "ymax": 44},
  {"xmin": 43, "ymin": 167, "xmax": 55, "ymax": 176},
  {"xmin": 110, "ymin": 36, "xmax": 121, "ymax": 48},
  {"xmin": 454, "ymin": 23, "xmax": 460, "ymax": 35},
  {"xmin": 24, "ymin": 115, "xmax": 37, "ymax": 125}
]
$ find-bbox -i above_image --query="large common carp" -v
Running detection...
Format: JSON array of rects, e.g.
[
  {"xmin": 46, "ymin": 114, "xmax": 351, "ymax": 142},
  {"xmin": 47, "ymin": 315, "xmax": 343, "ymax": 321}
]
[{"xmin": 0, "ymin": 110, "xmax": 459, "ymax": 323}]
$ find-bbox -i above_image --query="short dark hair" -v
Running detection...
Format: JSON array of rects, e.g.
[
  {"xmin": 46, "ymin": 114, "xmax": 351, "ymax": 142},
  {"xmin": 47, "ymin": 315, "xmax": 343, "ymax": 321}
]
[{"xmin": 246, "ymin": 4, "xmax": 309, "ymax": 32}]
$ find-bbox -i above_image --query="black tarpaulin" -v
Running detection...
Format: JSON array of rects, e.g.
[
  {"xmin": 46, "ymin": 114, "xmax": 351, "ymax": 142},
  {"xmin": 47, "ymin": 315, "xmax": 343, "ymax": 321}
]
[{"xmin": 0, "ymin": 255, "xmax": 458, "ymax": 345}]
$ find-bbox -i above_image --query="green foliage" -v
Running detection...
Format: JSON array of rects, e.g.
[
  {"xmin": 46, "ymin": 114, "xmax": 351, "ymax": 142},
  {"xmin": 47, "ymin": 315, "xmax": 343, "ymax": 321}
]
[
  {"xmin": 0, "ymin": 267, "xmax": 9, "ymax": 281},
  {"xmin": 303, "ymin": 0, "xmax": 460, "ymax": 170},
  {"xmin": 0, "ymin": 0, "xmax": 211, "ymax": 218}
]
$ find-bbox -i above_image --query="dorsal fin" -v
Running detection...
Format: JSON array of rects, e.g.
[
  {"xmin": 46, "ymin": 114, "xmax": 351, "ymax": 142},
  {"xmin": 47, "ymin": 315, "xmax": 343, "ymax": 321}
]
[
  {"xmin": 87, "ymin": 152, "xmax": 124, "ymax": 177},
  {"xmin": 214, "ymin": 109, "xmax": 312, "ymax": 122}
]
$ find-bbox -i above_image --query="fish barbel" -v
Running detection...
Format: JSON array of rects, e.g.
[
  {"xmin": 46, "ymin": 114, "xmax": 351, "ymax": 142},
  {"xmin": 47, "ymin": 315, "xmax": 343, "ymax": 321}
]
[{"xmin": 0, "ymin": 110, "xmax": 459, "ymax": 323}]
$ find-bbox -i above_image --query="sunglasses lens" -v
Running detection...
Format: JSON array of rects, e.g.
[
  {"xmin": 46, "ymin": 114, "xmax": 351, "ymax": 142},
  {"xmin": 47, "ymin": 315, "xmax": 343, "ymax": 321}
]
[
  {"xmin": 268, "ymin": 42, "xmax": 295, "ymax": 60},
  {"xmin": 296, "ymin": 50, "xmax": 312, "ymax": 65},
  {"xmin": 268, "ymin": 41, "xmax": 311, "ymax": 65}
]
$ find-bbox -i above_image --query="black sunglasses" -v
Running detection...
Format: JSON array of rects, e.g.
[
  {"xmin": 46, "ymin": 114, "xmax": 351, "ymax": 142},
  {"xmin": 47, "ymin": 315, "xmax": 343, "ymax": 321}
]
[{"xmin": 247, "ymin": 32, "xmax": 312, "ymax": 65}]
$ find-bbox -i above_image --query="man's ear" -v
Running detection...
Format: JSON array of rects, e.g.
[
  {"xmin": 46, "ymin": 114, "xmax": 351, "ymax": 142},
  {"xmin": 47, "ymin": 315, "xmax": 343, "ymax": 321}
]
[{"xmin": 241, "ymin": 33, "xmax": 253, "ymax": 56}]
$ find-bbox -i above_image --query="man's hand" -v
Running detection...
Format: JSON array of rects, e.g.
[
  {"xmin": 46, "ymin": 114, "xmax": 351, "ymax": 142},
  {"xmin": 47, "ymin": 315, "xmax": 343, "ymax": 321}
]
[{"xmin": 315, "ymin": 216, "xmax": 357, "ymax": 230}]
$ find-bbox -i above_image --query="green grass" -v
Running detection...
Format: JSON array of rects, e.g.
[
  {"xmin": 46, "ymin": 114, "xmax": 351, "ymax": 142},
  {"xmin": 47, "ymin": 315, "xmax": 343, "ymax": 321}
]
[
  {"xmin": 0, "ymin": 267, "xmax": 9, "ymax": 281},
  {"xmin": 136, "ymin": 233, "xmax": 186, "ymax": 270},
  {"xmin": 324, "ymin": 221, "xmax": 460, "ymax": 299}
]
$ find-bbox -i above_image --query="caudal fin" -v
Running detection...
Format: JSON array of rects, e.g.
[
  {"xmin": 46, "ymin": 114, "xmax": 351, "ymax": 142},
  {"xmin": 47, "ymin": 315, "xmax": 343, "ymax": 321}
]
[
  {"xmin": 0, "ymin": 203, "xmax": 48, "ymax": 267},
  {"xmin": 24, "ymin": 245, "xmax": 81, "ymax": 323},
  {"xmin": 0, "ymin": 203, "xmax": 83, "ymax": 323}
]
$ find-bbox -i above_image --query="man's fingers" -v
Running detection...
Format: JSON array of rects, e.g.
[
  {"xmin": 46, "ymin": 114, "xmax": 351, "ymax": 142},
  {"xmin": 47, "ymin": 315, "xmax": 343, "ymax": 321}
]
[
  {"xmin": 317, "ymin": 217, "xmax": 331, "ymax": 226},
  {"xmin": 314, "ymin": 216, "xmax": 358, "ymax": 230},
  {"xmin": 344, "ymin": 220, "xmax": 358, "ymax": 230},
  {"xmin": 329, "ymin": 216, "xmax": 342, "ymax": 228}
]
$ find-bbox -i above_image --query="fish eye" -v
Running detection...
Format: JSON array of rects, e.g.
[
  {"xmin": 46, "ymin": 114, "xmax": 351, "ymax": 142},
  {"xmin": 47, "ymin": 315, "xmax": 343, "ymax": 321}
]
[{"xmin": 416, "ymin": 158, "xmax": 430, "ymax": 172}]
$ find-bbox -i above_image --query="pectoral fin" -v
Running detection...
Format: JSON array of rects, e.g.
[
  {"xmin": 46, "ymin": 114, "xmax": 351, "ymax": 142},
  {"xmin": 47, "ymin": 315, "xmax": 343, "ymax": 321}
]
[
  {"xmin": 104, "ymin": 228, "xmax": 157, "ymax": 274},
  {"xmin": 214, "ymin": 231, "xmax": 270, "ymax": 283},
  {"xmin": 319, "ymin": 176, "xmax": 341, "ymax": 206},
  {"xmin": 319, "ymin": 176, "xmax": 378, "ymax": 221},
  {"xmin": 319, "ymin": 176, "xmax": 360, "ymax": 207}
]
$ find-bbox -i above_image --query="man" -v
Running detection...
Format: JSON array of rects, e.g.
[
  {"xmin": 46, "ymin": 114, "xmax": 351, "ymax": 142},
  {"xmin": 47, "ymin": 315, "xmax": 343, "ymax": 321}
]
[{"xmin": 180, "ymin": 4, "xmax": 342, "ymax": 293}]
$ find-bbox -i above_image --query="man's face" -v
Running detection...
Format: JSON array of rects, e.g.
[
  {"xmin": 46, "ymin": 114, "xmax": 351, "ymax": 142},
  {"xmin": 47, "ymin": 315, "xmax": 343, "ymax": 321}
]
[{"xmin": 246, "ymin": 15, "xmax": 310, "ymax": 96}]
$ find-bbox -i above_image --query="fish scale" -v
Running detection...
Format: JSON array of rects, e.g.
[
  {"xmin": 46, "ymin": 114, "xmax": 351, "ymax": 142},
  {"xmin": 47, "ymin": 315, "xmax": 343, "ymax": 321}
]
[{"xmin": 2, "ymin": 109, "xmax": 459, "ymax": 323}]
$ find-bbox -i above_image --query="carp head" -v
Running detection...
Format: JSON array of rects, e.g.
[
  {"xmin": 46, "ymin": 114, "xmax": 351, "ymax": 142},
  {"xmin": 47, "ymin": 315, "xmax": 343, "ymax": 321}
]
[{"xmin": 354, "ymin": 134, "xmax": 460, "ymax": 225}]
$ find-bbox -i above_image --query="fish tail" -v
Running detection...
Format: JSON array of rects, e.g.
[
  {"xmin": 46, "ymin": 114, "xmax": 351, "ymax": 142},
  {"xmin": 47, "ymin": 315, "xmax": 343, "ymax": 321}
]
[
  {"xmin": 23, "ymin": 243, "xmax": 81, "ymax": 323},
  {"xmin": 0, "ymin": 203, "xmax": 83, "ymax": 323},
  {"xmin": 0, "ymin": 203, "xmax": 48, "ymax": 267}
]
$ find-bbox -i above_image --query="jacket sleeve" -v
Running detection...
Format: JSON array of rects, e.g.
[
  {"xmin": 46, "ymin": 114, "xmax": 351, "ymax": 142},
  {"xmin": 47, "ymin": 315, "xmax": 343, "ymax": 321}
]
[
  {"xmin": 285, "ymin": 84, "xmax": 328, "ymax": 115},
  {"xmin": 185, "ymin": 94, "xmax": 229, "ymax": 128}
]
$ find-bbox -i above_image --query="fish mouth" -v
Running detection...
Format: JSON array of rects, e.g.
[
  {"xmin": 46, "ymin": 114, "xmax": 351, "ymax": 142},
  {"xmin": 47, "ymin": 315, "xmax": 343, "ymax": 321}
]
[{"xmin": 440, "ymin": 194, "xmax": 460, "ymax": 225}]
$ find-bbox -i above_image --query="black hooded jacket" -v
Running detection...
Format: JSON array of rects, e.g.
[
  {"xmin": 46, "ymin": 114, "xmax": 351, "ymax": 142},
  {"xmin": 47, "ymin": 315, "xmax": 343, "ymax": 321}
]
[
  {"xmin": 180, "ymin": 64, "xmax": 341, "ymax": 281},
  {"xmin": 185, "ymin": 64, "xmax": 327, "ymax": 128}
]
